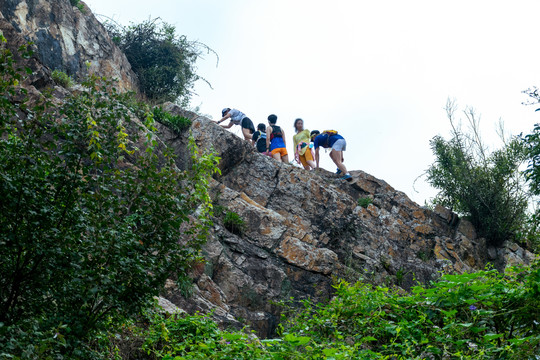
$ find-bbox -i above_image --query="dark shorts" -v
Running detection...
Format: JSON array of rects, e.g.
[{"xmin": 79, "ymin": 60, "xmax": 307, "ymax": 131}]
[{"xmin": 241, "ymin": 117, "xmax": 255, "ymax": 134}]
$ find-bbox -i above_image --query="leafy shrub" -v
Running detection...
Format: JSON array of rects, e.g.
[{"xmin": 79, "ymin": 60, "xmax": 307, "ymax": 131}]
[
  {"xmin": 520, "ymin": 88, "xmax": 540, "ymax": 252},
  {"xmin": 70, "ymin": 0, "xmax": 85, "ymax": 12},
  {"xmin": 95, "ymin": 264, "xmax": 540, "ymax": 359},
  {"xmin": 281, "ymin": 264, "xmax": 540, "ymax": 359},
  {"xmin": 0, "ymin": 42, "xmax": 220, "ymax": 357},
  {"xmin": 51, "ymin": 68, "xmax": 74, "ymax": 87},
  {"xmin": 426, "ymin": 100, "xmax": 528, "ymax": 245},
  {"xmin": 153, "ymin": 106, "xmax": 191, "ymax": 133},
  {"xmin": 224, "ymin": 211, "xmax": 245, "ymax": 235},
  {"xmin": 105, "ymin": 19, "xmax": 215, "ymax": 105},
  {"xmin": 357, "ymin": 196, "xmax": 373, "ymax": 208}
]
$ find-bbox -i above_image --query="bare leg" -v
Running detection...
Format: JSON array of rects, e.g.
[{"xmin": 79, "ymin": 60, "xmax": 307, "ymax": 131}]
[
  {"xmin": 281, "ymin": 154, "xmax": 289, "ymax": 163},
  {"xmin": 306, "ymin": 160, "xmax": 316, "ymax": 169},
  {"xmin": 330, "ymin": 150, "xmax": 347, "ymax": 174},
  {"xmin": 272, "ymin": 152, "xmax": 282, "ymax": 162},
  {"xmin": 300, "ymin": 155, "xmax": 311, "ymax": 170},
  {"xmin": 242, "ymin": 127, "xmax": 253, "ymax": 141}
]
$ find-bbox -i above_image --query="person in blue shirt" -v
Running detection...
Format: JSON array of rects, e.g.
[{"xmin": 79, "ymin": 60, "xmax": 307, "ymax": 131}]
[
  {"xmin": 215, "ymin": 108, "xmax": 255, "ymax": 140},
  {"xmin": 310, "ymin": 130, "xmax": 352, "ymax": 181},
  {"xmin": 266, "ymin": 114, "xmax": 289, "ymax": 163}
]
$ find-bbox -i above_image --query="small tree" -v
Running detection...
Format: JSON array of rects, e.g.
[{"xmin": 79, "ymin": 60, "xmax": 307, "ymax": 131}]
[
  {"xmin": 106, "ymin": 18, "xmax": 215, "ymax": 105},
  {"xmin": 426, "ymin": 100, "xmax": 528, "ymax": 245},
  {"xmin": 519, "ymin": 88, "xmax": 540, "ymax": 251}
]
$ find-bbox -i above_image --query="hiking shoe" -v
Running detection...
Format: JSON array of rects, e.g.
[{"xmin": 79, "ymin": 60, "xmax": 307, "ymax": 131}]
[
  {"xmin": 341, "ymin": 174, "xmax": 352, "ymax": 181},
  {"xmin": 336, "ymin": 168, "xmax": 342, "ymax": 175}
]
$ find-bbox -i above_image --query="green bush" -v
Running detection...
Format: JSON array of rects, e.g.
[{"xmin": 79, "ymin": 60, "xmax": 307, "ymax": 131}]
[
  {"xmin": 153, "ymin": 106, "xmax": 191, "ymax": 133},
  {"xmin": 0, "ymin": 42, "xmax": 220, "ymax": 357},
  {"xmin": 520, "ymin": 88, "xmax": 540, "ymax": 251},
  {"xmin": 282, "ymin": 264, "xmax": 540, "ymax": 359},
  {"xmin": 105, "ymin": 19, "xmax": 215, "ymax": 105},
  {"xmin": 223, "ymin": 211, "xmax": 245, "ymax": 235},
  {"xmin": 426, "ymin": 100, "xmax": 528, "ymax": 245},
  {"xmin": 51, "ymin": 68, "xmax": 74, "ymax": 87},
  {"xmin": 94, "ymin": 264, "xmax": 540, "ymax": 359},
  {"xmin": 69, "ymin": 0, "xmax": 85, "ymax": 12},
  {"xmin": 357, "ymin": 196, "xmax": 373, "ymax": 208}
]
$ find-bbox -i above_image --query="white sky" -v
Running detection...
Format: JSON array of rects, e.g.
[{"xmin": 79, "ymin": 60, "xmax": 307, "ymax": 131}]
[{"xmin": 85, "ymin": 0, "xmax": 540, "ymax": 205}]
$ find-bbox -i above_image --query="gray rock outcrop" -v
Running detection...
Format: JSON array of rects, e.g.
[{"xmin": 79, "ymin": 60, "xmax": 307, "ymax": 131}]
[{"xmin": 0, "ymin": 0, "xmax": 138, "ymax": 91}]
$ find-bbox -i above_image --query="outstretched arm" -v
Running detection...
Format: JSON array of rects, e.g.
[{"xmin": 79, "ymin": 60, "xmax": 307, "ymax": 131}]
[
  {"xmin": 215, "ymin": 113, "xmax": 231, "ymax": 124},
  {"xmin": 221, "ymin": 121, "xmax": 234, "ymax": 129}
]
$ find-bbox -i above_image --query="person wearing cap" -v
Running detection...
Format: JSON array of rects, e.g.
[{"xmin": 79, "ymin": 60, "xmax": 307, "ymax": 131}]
[
  {"xmin": 310, "ymin": 130, "xmax": 352, "ymax": 181},
  {"xmin": 215, "ymin": 108, "xmax": 255, "ymax": 140},
  {"xmin": 266, "ymin": 114, "xmax": 289, "ymax": 163}
]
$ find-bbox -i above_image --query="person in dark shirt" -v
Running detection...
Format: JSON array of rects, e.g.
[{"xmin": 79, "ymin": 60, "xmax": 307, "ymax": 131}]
[
  {"xmin": 252, "ymin": 123, "xmax": 268, "ymax": 153},
  {"xmin": 311, "ymin": 130, "xmax": 352, "ymax": 181}
]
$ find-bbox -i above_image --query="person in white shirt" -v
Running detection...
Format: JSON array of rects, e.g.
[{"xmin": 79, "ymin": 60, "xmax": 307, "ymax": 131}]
[{"xmin": 215, "ymin": 108, "xmax": 255, "ymax": 140}]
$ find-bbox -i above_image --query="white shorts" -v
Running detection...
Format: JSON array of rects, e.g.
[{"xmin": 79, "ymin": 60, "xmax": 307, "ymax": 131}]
[{"xmin": 332, "ymin": 138, "xmax": 347, "ymax": 151}]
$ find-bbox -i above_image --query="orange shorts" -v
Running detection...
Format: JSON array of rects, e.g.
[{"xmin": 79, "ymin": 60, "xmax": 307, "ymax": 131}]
[
  {"xmin": 270, "ymin": 147, "xmax": 288, "ymax": 157},
  {"xmin": 299, "ymin": 148, "xmax": 314, "ymax": 167}
]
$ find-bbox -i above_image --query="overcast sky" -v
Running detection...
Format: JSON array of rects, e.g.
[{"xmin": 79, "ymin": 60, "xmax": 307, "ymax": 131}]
[{"xmin": 86, "ymin": 0, "xmax": 540, "ymax": 205}]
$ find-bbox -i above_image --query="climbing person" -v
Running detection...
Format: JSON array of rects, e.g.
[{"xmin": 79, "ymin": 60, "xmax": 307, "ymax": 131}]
[
  {"xmin": 311, "ymin": 130, "xmax": 352, "ymax": 181},
  {"xmin": 266, "ymin": 114, "xmax": 289, "ymax": 163},
  {"xmin": 215, "ymin": 107, "xmax": 255, "ymax": 141},
  {"xmin": 292, "ymin": 118, "xmax": 316, "ymax": 170},
  {"xmin": 252, "ymin": 123, "xmax": 268, "ymax": 153}
]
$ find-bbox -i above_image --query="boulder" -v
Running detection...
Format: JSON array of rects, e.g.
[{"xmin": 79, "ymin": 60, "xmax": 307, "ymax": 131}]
[{"xmin": 0, "ymin": 0, "xmax": 138, "ymax": 92}]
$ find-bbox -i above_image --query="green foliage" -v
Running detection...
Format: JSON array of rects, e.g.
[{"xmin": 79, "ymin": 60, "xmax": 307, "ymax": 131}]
[
  {"xmin": 51, "ymin": 68, "xmax": 74, "ymax": 87},
  {"xmin": 142, "ymin": 311, "xmax": 268, "ymax": 359},
  {"xmin": 426, "ymin": 100, "xmax": 528, "ymax": 245},
  {"xmin": 522, "ymin": 121, "xmax": 540, "ymax": 196},
  {"xmin": 518, "ymin": 88, "xmax": 540, "ymax": 252},
  {"xmin": 357, "ymin": 196, "xmax": 373, "ymax": 208},
  {"xmin": 280, "ymin": 264, "xmax": 540, "ymax": 359},
  {"xmin": 223, "ymin": 211, "xmax": 246, "ymax": 236},
  {"xmin": 153, "ymin": 106, "xmax": 192, "ymax": 134},
  {"xmin": 70, "ymin": 0, "xmax": 85, "ymax": 12},
  {"xmin": 95, "ymin": 264, "xmax": 540, "ymax": 359},
  {"xmin": 105, "ymin": 19, "xmax": 215, "ymax": 105},
  {"xmin": 0, "ymin": 43, "xmax": 220, "ymax": 357}
]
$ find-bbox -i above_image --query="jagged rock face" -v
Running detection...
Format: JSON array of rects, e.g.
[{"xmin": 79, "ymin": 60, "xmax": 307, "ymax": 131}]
[
  {"xmin": 0, "ymin": 0, "xmax": 138, "ymax": 91},
  {"xmin": 157, "ymin": 104, "xmax": 537, "ymax": 338}
]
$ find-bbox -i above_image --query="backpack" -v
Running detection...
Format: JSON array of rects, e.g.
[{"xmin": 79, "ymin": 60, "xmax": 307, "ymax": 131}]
[
  {"xmin": 269, "ymin": 125, "xmax": 283, "ymax": 141},
  {"xmin": 255, "ymin": 131, "xmax": 267, "ymax": 153},
  {"xmin": 322, "ymin": 130, "xmax": 338, "ymax": 147}
]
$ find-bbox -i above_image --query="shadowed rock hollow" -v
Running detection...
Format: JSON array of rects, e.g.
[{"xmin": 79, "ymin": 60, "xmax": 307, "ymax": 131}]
[{"xmin": 156, "ymin": 103, "xmax": 536, "ymax": 337}]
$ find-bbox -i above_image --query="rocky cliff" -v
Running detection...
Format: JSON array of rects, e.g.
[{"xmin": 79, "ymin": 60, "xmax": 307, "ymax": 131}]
[
  {"xmin": 1, "ymin": 0, "xmax": 536, "ymax": 339},
  {"xmin": 155, "ymin": 104, "xmax": 536, "ymax": 337}
]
